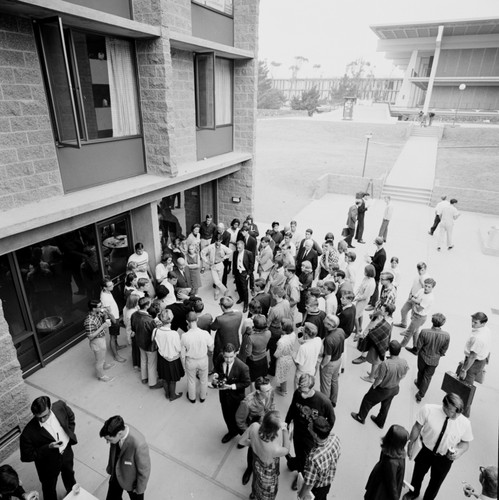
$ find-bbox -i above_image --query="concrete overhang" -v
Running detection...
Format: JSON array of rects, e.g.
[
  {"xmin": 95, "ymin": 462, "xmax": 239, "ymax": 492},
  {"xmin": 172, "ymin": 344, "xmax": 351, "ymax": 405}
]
[
  {"xmin": 169, "ymin": 31, "xmax": 254, "ymax": 59},
  {"xmin": 410, "ymin": 76, "xmax": 499, "ymax": 90},
  {"xmin": 0, "ymin": 0, "xmax": 161, "ymax": 39},
  {"xmin": 0, "ymin": 152, "xmax": 252, "ymax": 253}
]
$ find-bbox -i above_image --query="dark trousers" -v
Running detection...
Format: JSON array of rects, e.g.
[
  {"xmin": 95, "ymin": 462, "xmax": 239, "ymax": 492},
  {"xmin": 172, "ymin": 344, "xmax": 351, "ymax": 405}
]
[
  {"xmin": 358, "ymin": 385, "xmax": 399, "ymax": 427},
  {"xmin": 234, "ymin": 271, "xmax": 250, "ymax": 307},
  {"xmin": 463, "ymin": 358, "xmax": 486, "ymax": 417},
  {"xmin": 429, "ymin": 214, "xmax": 441, "ymax": 235},
  {"xmin": 222, "ymin": 260, "xmax": 231, "ymax": 286},
  {"xmin": 355, "ymin": 215, "xmax": 365, "ymax": 240},
  {"xmin": 244, "ymin": 446, "xmax": 253, "ymax": 476},
  {"xmin": 369, "ymin": 278, "xmax": 380, "ymax": 306},
  {"xmin": 39, "ymin": 445, "xmax": 76, "ymax": 500},
  {"xmin": 416, "ymin": 356, "xmax": 437, "ymax": 398},
  {"xmin": 344, "ymin": 227, "xmax": 355, "ymax": 247},
  {"xmin": 220, "ymin": 393, "xmax": 243, "ymax": 436},
  {"xmin": 411, "ymin": 445, "xmax": 453, "ymax": 500},
  {"xmin": 107, "ymin": 474, "xmax": 144, "ymax": 500},
  {"xmin": 312, "ymin": 484, "xmax": 331, "ymax": 500}
]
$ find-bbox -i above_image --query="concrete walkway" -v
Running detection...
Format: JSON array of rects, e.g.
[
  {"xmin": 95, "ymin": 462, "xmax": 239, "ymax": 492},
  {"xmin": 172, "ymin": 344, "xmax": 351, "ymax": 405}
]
[
  {"xmin": 385, "ymin": 135, "xmax": 439, "ymax": 190},
  {"xmin": 4, "ymin": 194, "xmax": 499, "ymax": 500}
]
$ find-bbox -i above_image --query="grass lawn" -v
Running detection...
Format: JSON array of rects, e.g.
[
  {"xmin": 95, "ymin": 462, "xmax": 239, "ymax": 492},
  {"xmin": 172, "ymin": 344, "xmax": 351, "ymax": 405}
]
[
  {"xmin": 254, "ymin": 118, "xmax": 409, "ymax": 222},
  {"xmin": 436, "ymin": 127, "xmax": 499, "ymax": 191}
]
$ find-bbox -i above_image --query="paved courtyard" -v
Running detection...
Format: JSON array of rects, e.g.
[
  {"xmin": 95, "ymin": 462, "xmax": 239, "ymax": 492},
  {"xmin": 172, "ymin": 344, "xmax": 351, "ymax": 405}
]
[{"xmin": 5, "ymin": 192, "xmax": 499, "ymax": 500}]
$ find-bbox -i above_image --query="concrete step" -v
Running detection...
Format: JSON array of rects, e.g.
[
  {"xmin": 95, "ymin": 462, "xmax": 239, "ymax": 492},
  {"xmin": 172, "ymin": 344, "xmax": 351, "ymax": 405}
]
[
  {"xmin": 382, "ymin": 192, "xmax": 431, "ymax": 205},
  {"xmin": 382, "ymin": 184, "xmax": 432, "ymax": 205},
  {"xmin": 383, "ymin": 184, "xmax": 432, "ymax": 195}
]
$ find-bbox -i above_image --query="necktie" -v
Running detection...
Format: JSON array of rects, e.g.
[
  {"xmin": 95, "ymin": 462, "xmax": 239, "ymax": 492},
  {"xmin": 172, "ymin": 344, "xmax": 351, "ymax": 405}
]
[
  {"xmin": 225, "ymin": 363, "xmax": 230, "ymax": 378},
  {"xmin": 432, "ymin": 417, "xmax": 449, "ymax": 453}
]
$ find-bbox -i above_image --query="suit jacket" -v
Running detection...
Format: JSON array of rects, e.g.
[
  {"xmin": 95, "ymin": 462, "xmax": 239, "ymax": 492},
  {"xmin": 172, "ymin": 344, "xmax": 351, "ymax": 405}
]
[
  {"xmin": 210, "ymin": 310, "xmax": 243, "ymax": 357},
  {"xmin": 233, "ymin": 250, "xmax": 254, "ymax": 276},
  {"xmin": 257, "ymin": 245, "xmax": 274, "ymax": 273},
  {"xmin": 371, "ymin": 248, "xmax": 387, "ymax": 279},
  {"xmin": 297, "ymin": 238, "xmax": 323, "ymax": 256},
  {"xmin": 346, "ymin": 205, "xmax": 358, "ymax": 229},
  {"xmin": 211, "ymin": 230, "xmax": 231, "ymax": 246},
  {"xmin": 236, "ymin": 232, "xmax": 257, "ymax": 255},
  {"xmin": 20, "ymin": 400, "xmax": 77, "ymax": 475},
  {"xmin": 296, "ymin": 247, "xmax": 318, "ymax": 273},
  {"xmin": 253, "ymin": 292, "xmax": 271, "ymax": 316},
  {"xmin": 106, "ymin": 425, "xmax": 151, "ymax": 494},
  {"xmin": 172, "ymin": 266, "xmax": 191, "ymax": 289},
  {"xmin": 214, "ymin": 357, "xmax": 250, "ymax": 403}
]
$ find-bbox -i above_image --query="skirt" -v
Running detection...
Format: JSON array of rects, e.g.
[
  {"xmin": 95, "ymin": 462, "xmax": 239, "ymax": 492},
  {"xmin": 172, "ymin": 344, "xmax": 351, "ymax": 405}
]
[
  {"xmin": 252, "ymin": 454, "xmax": 280, "ymax": 500},
  {"xmin": 158, "ymin": 356, "xmax": 184, "ymax": 382},
  {"xmin": 247, "ymin": 357, "xmax": 269, "ymax": 382}
]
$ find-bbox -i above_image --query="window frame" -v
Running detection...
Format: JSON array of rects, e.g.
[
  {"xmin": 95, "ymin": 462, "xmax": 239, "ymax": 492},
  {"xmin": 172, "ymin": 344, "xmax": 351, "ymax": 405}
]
[
  {"xmin": 34, "ymin": 17, "xmax": 142, "ymax": 148},
  {"xmin": 192, "ymin": 0, "xmax": 234, "ymax": 18},
  {"xmin": 194, "ymin": 52, "xmax": 234, "ymax": 130}
]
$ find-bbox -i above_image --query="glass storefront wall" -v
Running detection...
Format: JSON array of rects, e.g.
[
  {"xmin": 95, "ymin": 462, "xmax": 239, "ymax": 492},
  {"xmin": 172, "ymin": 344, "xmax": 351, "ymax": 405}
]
[{"xmin": 0, "ymin": 213, "xmax": 133, "ymax": 373}]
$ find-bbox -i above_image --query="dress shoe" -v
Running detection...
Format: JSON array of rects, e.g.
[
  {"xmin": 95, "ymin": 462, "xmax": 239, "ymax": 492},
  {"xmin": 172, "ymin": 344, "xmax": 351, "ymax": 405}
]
[
  {"xmin": 357, "ymin": 240, "xmax": 366, "ymax": 244},
  {"xmin": 437, "ymin": 247, "xmax": 441, "ymax": 251},
  {"xmin": 242, "ymin": 468, "xmax": 252, "ymax": 485},
  {"xmin": 170, "ymin": 392, "xmax": 183, "ymax": 401},
  {"xmin": 405, "ymin": 347, "xmax": 418, "ymax": 355},
  {"xmin": 394, "ymin": 323, "xmax": 407, "ymax": 328},
  {"xmin": 370, "ymin": 415, "xmax": 383, "ymax": 429},
  {"xmin": 187, "ymin": 394, "xmax": 196, "ymax": 404},
  {"xmin": 236, "ymin": 299, "xmax": 243, "ymax": 304},
  {"xmin": 149, "ymin": 382, "xmax": 163, "ymax": 389},
  {"xmin": 99, "ymin": 375, "xmax": 114, "ymax": 383},
  {"xmin": 236, "ymin": 443, "xmax": 245, "ymax": 449},
  {"xmin": 221, "ymin": 433, "xmax": 234, "ymax": 444},
  {"xmin": 428, "ymin": 231, "xmax": 433, "ymax": 235},
  {"xmin": 199, "ymin": 398, "xmax": 205, "ymax": 403},
  {"xmin": 141, "ymin": 379, "xmax": 148, "ymax": 384},
  {"xmin": 352, "ymin": 356, "xmax": 367, "ymax": 364},
  {"xmin": 291, "ymin": 476, "xmax": 298, "ymax": 491},
  {"xmin": 243, "ymin": 306, "xmax": 248, "ymax": 313},
  {"xmin": 448, "ymin": 246, "xmax": 454, "ymax": 250},
  {"xmin": 347, "ymin": 244, "xmax": 356, "ymax": 248},
  {"xmin": 350, "ymin": 412, "xmax": 365, "ymax": 424},
  {"xmin": 415, "ymin": 393, "xmax": 422, "ymax": 403}
]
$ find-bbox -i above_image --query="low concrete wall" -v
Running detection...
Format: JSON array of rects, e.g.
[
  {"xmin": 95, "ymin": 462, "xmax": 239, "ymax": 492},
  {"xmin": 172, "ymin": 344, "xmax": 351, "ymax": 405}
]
[
  {"xmin": 313, "ymin": 173, "xmax": 384, "ymax": 200},
  {"xmin": 431, "ymin": 185, "xmax": 499, "ymax": 215}
]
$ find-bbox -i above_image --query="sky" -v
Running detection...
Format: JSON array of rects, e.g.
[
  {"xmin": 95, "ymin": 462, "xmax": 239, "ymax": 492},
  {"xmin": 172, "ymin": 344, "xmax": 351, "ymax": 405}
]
[{"xmin": 258, "ymin": 0, "xmax": 499, "ymax": 79}]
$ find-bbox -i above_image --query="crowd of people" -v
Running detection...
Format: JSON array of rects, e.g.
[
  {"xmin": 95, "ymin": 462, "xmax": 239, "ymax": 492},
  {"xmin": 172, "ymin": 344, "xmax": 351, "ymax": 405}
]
[{"xmin": 4, "ymin": 197, "xmax": 495, "ymax": 500}]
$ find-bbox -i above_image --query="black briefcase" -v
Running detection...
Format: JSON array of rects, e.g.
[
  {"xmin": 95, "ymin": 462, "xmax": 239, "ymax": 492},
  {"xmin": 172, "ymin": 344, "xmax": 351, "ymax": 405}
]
[{"xmin": 441, "ymin": 371, "xmax": 476, "ymax": 409}]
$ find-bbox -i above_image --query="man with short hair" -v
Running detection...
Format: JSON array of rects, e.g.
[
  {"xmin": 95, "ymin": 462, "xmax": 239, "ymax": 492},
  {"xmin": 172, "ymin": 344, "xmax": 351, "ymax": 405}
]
[
  {"xmin": 296, "ymin": 238, "xmax": 319, "ymax": 274},
  {"xmin": 320, "ymin": 315, "xmax": 345, "ymax": 407},
  {"xmin": 256, "ymin": 236, "xmax": 274, "ymax": 280},
  {"xmin": 213, "ymin": 343, "xmax": 251, "ymax": 443},
  {"xmin": 351, "ymin": 340, "xmax": 409, "ymax": 428},
  {"xmin": 289, "ymin": 220, "xmax": 303, "ymax": 249},
  {"xmin": 378, "ymin": 195, "xmax": 394, "ymax": 242},
  {"xmin": 236, "ymin": 376, "xmax": 275, "ymax": 485},
  {"xmin": 100, "ymin": 278, "xmax": 126, "ymax": 363},
  {"xmin": 337, "ymin": 291, "xmax": 356, "ymax": 339},
  {"xmin": 84, "ymin": 299, "xmax": 115, "ymax": 382},
  {"xmin": 400, "ymin": 277, "xmax": 436, "ymax": 352},
  {"xmin": 298, "ymin": 417, "xmax": 341, "ymax": 500},
  {"xmin": 344, "ymin": 199, "xmax": 360, "ymax": 248},
  {"xmin": 334, "ymin": 270, "xmax": 353, "ymax": 314},
  {"xmin": 201, "ymin": 239, "xmax": 232, "ymax": 300},
  {"xmin": 294, "ymin": 323, "xmax": 322, "ymax": 388},
  {"xmin": 375, "ymin": 271, "xmax": 397, "ymax": 312},
  {"xmin": 403, "ymin": 393, "xmax": 473, "ymax": 500},
  {"xmin": 269, "ymin": 221, "xmax": 283, "ymax": 246},
  {"xmin": 355, "ymin": 192, "xmax": 370, "ymax": 244},
  {"xmin": 429, "ymin": 195, "xmax": 448, "ymax": 235},
  {"xmin": 100, "ymin": 415, "xmax": 151, "ymax": 500},
  {"xmin": 366, "ymin": 237, "xmax": 387, "ymax": 310},
  {"xmin": 284, "ymin": 265, "xmax": 301, "ymax": 320},
  {"xmin": 233, "ymin": 240, "xmax": 254, "ymax": 312},
  {"xmin": 300, "ymin": 296, "xmax": 327, "ymax": 339},
  {"xmin": 297, "ymin": 228, "xmax": 323, "ymax": 256},
  {"xmin": 171, "ymin": 257, "xmax": 191, "ymax": 293},
  {"xmin": 252, "ymin": 278, "xmax": 271, "ymax": 316},
  {"xmin": 181, "ymin": 311, "xmax": 214, "ymax": 403},
  {"xmin": 323, "ymin": 281, "xmax": 338, "ymax": 315},
  {"xmin": 317, "ymin": 240, "xmax": 339, "ymax": 280},
  {"xmin": 210, "ymin": 296, "xmax": 243, "ymax": 362},
  {"xmin": 415, "ymin": 313, "xmax": 450, "ymax": 402},
  {"xmin": 285, "ymin": 374, "xmax": 336, "ymax": 491},
  {"xmin": 396, "ymin": 262, "xmax": 430, "ymax": 328},
  {"xmin": 199, "ymin": 214, "xmax": 217, "ymax": 249},
  {"xmin": 20, "ymin": 396, "xmax": 78, "ymax": 500},
  {"xmin": 437, "ymin": 198, "xmax": 460, "ymax": 251},
  {"xmin": 131, "ymin": 297, "xmax": 162, "ymax": 389}
]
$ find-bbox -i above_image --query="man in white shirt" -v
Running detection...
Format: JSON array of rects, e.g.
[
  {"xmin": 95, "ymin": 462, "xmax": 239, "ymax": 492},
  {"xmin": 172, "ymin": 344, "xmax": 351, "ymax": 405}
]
[
  {"xmin": 181, "ymin": 311, "xmax": 214, "ymax": 404},
  {"xmin": 403, "ymin": 393, "xmax": 473, "ymax": 500},
  {"xmin": 396, "ymin": 262, "xmax": 430, "ymax": 328},
  {"xmin": 428, "ymin": 195, "xmax": 449, "ymax": 236},
  {"xmin": 294, "ymin": 323, "xmax": 322, "ymax": 389},
  {"xmin": 400, "ymin": 278, "xmax": 436, "ymax": 353},
  {"xmin": 100, "ymin": 279, "xmax": 126, "ymax": 363},
  {"xmin": 256, "ymin": 236, "xmax": 274, "ymax": 280},
  {"xmin": 201, "ymin": 240, "xmax": 232, "ymax": 300},
  {"xmin": 378, "ymin": 195, "xmax": 394, "ymax": 243},
  {"xmin": 437, "ymin": 198, "xmax": 460, "ymax": 251}
]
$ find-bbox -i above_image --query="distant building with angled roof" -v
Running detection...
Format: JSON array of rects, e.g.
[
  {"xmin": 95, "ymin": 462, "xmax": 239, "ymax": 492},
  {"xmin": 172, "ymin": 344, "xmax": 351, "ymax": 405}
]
[{"xmin": 371, "ymin": 17, "xmax": 499, "ymax": 112}]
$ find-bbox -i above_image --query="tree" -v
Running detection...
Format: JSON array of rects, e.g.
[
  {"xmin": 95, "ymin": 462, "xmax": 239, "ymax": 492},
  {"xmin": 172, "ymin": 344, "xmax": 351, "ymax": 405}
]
[
  {"xmin": 330, "ymin": 58, "xmax": 374, "ymax": 102},
  {"xmin": 290, "ymin": 86, "xmax": 321, "ymax": 116},
  {"xmin": 257, "ymin": 61, "xmax": 286, "ymax": 109}
]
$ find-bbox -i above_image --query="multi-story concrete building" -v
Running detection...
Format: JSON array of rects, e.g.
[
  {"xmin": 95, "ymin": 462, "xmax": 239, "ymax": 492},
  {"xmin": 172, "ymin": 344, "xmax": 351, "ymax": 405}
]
[
  {"xmin": 371, "ymin": 17, "xmax": 499, "ymax": 112},
  {"xmin": 0, "ymin": 0, "xmax": 258, "ymax": 458}
]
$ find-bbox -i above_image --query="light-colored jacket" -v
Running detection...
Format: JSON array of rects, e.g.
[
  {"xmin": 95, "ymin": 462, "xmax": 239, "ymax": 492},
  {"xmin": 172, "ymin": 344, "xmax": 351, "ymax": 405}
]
[{"xmin": 201, "ymin": 243, "xmax": 232, "ymax": 266}]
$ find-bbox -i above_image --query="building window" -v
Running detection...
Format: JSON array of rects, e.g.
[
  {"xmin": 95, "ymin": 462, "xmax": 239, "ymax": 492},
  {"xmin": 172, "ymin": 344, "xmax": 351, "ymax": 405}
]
[
  {"xmin": 35, "ymin": 17, "xmax": 140, "ymax": 147},
  {"xmin": 195, "ymin": 53, "xmax": 233, "ymax": 129},
  {"xmin": 192, "ymin": 0, "xmax": 233, "ymax": 16}
]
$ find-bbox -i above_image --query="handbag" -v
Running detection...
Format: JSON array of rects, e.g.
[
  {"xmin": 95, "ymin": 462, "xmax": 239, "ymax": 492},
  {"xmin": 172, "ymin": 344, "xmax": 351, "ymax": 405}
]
[
  {"xmin": 441, "ymin": 371, "xmax": 475, "ymax": 410},
  {"xmin": 341, "ymin": 227, "xmax": 349, "ymax": 237}
]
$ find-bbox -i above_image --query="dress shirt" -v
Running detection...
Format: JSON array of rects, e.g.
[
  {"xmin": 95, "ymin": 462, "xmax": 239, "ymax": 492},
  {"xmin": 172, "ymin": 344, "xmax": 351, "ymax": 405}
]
[
  {"xmin": 412, "ymin": 289, "xmax": 434, "ymax": 316},
  {"xmin": 464, "ymin": 325, "xmax": 491, "ymax": 360},
  {"xmin": 40, "ymin": 411, "xmax": 69, "ymax": 453},
  {"xmin": 237, "ymin": 251, "xmax": 245, "ymax": 272},
  {"xmin": 181, "ymin": 327, "xmax": 214, "ymax": 359}
]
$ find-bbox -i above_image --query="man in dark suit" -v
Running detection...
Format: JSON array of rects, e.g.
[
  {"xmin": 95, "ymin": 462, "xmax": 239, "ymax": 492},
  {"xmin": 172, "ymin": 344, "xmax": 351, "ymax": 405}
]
[
  {"xmin": 213, "ymin": 343, "xmax": 251, "ymax": 443},
  {"xmin": 171, "ymin": 257, "xmax": 191, "ymax": 292},
  {"xmin": 210, "ymin": 296, "xmax": 243, "ymax": 362},
  {"xmin": 233, "ymin": 240, "xmax": 254, "ymax": 312},
  {"xmin": 100, "ymin": 415, "xmax": 151, "ymax": 500},
  {"xmin": 355, "ymin": 193, "xmax": 369, "ymax": 244},
  {"xmin": 20, "ymin": 396, "xmax": 78, "ymax": 500},
  {"xmin": 253, "ymin": 278, "xmax": 271, "ymax": 317},
  {"xmin": 237, "ymin": 223, "xmax": 257, "ymax": 293},
  {"xmin": 296, "ymin": 239, "xmax": 318, "ymax": 274},
  {"xmin": 366, "ymin": 237, "xmax": 387, "ymax": 310},
  {"xmin": 297, "ymin": 228, "xmax": 323, "ymax": 256}
]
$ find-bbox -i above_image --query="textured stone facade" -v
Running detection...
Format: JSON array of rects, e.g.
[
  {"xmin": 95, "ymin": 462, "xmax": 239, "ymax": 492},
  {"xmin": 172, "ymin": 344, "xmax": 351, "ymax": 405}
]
[
  {"xmin": 0, "ymin": 15, "xmax": 63, "ymax": 212},
  {"xmin": 0, "ymin": 301, "xmax": 31, "ymax": 462}
]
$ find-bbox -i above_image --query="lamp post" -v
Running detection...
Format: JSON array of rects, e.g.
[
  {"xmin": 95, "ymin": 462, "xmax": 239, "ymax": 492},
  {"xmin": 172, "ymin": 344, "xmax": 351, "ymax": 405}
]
[
  {"xmin": 452, "ymin": 83, "xmax": 466, "ymax": 127},
  {"xmin": 362, "ymin": 133, "xmax": 373, "ymax": 177}
]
